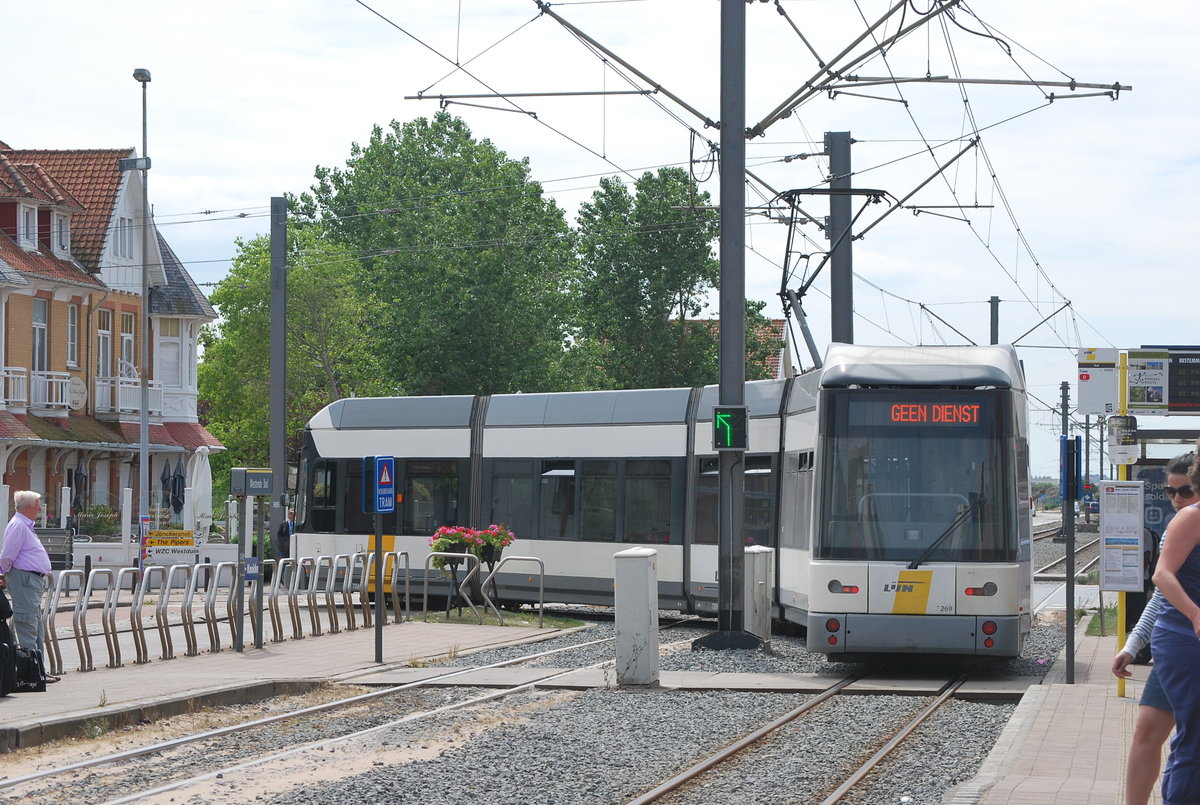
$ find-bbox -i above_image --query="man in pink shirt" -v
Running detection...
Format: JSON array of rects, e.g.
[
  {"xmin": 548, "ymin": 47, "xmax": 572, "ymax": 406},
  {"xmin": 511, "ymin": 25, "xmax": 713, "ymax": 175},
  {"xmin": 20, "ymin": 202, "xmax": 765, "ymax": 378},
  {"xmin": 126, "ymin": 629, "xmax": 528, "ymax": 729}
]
[{"xmin": 0, "ymin": 490, "xmax": 51, "ymax": 656}]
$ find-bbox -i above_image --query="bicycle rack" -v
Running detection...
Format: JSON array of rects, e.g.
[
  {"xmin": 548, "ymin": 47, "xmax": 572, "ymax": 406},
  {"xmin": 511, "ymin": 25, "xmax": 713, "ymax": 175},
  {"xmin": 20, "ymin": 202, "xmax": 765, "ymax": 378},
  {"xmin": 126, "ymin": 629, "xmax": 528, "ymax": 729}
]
[
  {"xmin": 389, "ymin": 551, "xmax": 411, "ymax": 623},
  {"xmin": 268, "ymin": 558, "xmax": 294, "ymax": 643},
  {"xmin": 104, "ymin": 567, "xmax": 141, "ymax": 667},
  {"xmin": 214, "ymin": 562, "xmax": 237, "ymax": 648},
  {"xmin": 182, "ymin": 563, "xmax": 211, "ymax": 656},
  {"xmin": 333, "ymin": 554, "xmax": 356, "ymax": 631},
  {"xmin": 73, "ymin": 568, "xmax": 114, "ymax": 672},
  {"xmin": 481, "ymin": 556, "xmax": 546, "ymax": 628},
  {"xmin": 130, "ymin": 565, "xmax": 166, "ymax": 664},
  {"xmin": 304, "ymin": 557, "xmax": 323, "ymax": 636},
  {"xmin": 44, "ymin": 569, "xmax": 83, "ymax": 677},
  {"xmin": 352, "ymin": 552, "xmax": 370, "ymax": 628},
  {"xmin": 157, "ymin": 564, "xmax": 192, "ymax": 660},
  {"xmin": 289, "ymin": 557, "xmax": 312, "ymax": 639}
]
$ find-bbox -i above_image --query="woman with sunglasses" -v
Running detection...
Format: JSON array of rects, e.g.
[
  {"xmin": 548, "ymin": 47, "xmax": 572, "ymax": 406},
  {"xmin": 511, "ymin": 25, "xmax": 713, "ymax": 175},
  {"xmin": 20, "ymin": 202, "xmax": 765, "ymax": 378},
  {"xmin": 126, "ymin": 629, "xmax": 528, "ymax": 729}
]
[
  {"xmin": 1113, "ymin": 452, "xmax": 1195, "ymax": 805},
  {"xmin": 1152, "ymin": 448, "xmax": 1200, "ymax": 804}
]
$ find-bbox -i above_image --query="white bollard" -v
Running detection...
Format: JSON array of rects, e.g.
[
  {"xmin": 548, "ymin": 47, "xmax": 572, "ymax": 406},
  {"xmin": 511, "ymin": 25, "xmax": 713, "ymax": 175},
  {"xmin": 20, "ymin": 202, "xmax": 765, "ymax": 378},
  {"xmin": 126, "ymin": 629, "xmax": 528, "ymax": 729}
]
[
  {"xmin": 744, "ymin": 545, "xmax": 775, "ymax": 645},
  {"xmin": 0, "ymin": 484, "xmax": 9, "ymax": 525},
  {"xmin": 121, "ymin": 487, "xmax": 133, "ymax": 544},
  {"xmin": 614, "ymin": 547, "xmax": 660, "ymax": 686},
  {"xmin": 60, "ymin": 486, "xmax": 71, "ymax": 528}
]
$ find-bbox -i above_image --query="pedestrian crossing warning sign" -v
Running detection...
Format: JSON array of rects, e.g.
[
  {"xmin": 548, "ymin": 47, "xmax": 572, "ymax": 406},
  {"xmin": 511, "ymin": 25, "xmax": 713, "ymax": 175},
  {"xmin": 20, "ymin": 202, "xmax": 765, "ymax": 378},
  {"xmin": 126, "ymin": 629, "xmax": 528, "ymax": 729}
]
[{"xmin": 363, "ymin": 455, "xmax": 396, "ymax": 514}]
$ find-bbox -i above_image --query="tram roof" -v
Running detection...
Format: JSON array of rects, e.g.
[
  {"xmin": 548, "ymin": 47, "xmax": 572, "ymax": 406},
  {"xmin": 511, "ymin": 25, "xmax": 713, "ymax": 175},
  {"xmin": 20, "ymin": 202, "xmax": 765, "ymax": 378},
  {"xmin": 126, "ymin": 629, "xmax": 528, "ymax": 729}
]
[
  {"xmin": 486, "ymin": 387, "xmax": 692, "ymax": 426},
  {"xmin": 820, "ymin": 344, "xmax": 1025, "ymax": 390},
  {"xmin": 695, "ymin": 378, "xmax": 790, "ymax": 419},
  {"xmin": 312, "ymin": 395, "xmax": 476, "ymax": 430}
]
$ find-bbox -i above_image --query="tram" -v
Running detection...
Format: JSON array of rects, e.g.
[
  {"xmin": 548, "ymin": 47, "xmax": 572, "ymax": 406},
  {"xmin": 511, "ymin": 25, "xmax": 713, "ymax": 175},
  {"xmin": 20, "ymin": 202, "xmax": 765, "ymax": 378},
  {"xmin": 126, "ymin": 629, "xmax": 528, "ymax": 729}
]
[{"xmin": 293, "ymin": 343, "xmax": 1032, "ymax": 658}]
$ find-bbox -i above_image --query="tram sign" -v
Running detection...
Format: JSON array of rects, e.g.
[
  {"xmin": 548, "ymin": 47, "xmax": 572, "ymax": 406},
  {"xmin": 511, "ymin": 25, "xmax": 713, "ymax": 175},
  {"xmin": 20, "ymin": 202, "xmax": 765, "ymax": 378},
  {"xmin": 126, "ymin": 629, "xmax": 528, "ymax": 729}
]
[
  {"xmin": 1077, "ymin": 347, "xmax": 1118, "ymax": 416},
  {"xmin": 363, "ymin": 455, "xmax": 396, "ymax": 514},
  {"xmin": 231, "ymin": 467, "xmax": 273, "ymax": 496}
]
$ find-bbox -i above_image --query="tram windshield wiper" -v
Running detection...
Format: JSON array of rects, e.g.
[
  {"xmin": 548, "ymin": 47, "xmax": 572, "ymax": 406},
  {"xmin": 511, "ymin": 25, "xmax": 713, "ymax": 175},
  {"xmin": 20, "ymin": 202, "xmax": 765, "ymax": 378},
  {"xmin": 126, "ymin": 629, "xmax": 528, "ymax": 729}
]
[{"xmin": 906, "ymin": 495, "xmax": 985, "ymax": 570}]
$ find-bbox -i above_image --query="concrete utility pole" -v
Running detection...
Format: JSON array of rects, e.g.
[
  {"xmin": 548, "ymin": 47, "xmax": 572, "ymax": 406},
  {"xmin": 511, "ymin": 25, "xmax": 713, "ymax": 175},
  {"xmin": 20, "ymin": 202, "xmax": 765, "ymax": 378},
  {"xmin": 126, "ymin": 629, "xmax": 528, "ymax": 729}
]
[
  {"xmin": 134, "ymin": 68, "xmax": 152, "ymax": 533},
  {"xmin": 827, "ymin": 131, "xmax": 853, "ymax": 344},
  {"xmin": 269, "ymin": 197, "xmax": 288, "ymax": 547},
  {"xmin": 694, "ymin": 0, "xmax": 760, "ymax": 652}
]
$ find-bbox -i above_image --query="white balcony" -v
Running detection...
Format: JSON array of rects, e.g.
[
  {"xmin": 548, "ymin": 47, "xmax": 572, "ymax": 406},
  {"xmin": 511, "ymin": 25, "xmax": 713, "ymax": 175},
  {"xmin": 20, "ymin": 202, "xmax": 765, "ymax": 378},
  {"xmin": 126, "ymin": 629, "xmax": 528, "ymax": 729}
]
[
  {"xmin": 94, "ymin": 376, "xmax": 164, "ymax": 416},
  {"xmin": 30, "ymin": 370, "xmax": 70, "ymax": 411},
  {"xmin": 2, "ymin": 366, "xmax": 27, "ymax": 408}
]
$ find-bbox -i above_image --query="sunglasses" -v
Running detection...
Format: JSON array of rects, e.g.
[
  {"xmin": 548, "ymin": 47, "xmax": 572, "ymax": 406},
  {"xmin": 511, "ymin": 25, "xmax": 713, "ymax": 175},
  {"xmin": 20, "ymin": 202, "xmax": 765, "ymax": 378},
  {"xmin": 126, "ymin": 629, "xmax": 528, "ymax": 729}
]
[{"xmin": 1165, "ymin": 485, "xmax": 1196, "ymax": 499}]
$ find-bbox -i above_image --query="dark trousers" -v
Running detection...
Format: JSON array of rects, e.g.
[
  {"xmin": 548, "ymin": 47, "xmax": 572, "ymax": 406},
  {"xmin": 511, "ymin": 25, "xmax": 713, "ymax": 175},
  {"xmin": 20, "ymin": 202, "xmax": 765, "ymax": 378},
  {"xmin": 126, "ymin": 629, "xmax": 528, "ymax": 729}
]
[{"xmin": 1152, "ymin": 625, "xmax": 1200, "ymax": 804}]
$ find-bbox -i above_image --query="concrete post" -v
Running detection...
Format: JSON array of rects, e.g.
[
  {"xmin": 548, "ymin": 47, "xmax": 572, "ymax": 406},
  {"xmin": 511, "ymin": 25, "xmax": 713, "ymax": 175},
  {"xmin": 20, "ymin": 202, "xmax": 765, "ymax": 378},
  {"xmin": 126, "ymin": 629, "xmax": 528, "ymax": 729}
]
[
  {"xmin": 183, "ymin": 487, "xmax": 193, "ymax": 539},
  {"xmin": 743, "ymin": 545, "xmax": 774, "ymax": 645},
  {"xmin": 0, "ymin": 484, "xmax": 9, "ymax": 525},
  {"xmin": 614, "ymin": 547, "xmax": 659, "ymax": 686},
  {"xmin": 121, "ymin": 487, "xmax": 133, "ymax": 543},
  {"xmin": 60, "ymin": 486, "xmax": 71, "ymax": 528}
]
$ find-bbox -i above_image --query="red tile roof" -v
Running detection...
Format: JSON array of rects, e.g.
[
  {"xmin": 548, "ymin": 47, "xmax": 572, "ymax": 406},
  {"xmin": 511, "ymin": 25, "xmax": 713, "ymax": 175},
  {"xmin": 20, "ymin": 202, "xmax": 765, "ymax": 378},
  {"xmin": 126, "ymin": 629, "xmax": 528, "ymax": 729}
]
[
  {"xmin": 0, "ymin": 229, "xmax": 105, "ymax": 288},
  {"xmin": 0, "ymin": 146, "xmax": 132, "ymax": 271},
  {"xmin": 163, "ymin": 421, "xmax": 224, "ymax": 451},
  {"xmin": 0, "ymin": 152, "xmax": 85, "ymax": 211},
  {"xmin": 0, "ymin": 411, "xmax": 40, "ymax": 440}
]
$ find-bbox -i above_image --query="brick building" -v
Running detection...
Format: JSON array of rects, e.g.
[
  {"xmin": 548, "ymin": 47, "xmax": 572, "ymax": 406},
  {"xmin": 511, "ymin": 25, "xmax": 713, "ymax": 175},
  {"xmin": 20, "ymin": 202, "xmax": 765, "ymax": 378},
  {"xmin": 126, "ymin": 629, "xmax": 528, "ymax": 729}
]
[{"xmin": 0, "ymin": 140, "xmax": 221, "ymax": 525}]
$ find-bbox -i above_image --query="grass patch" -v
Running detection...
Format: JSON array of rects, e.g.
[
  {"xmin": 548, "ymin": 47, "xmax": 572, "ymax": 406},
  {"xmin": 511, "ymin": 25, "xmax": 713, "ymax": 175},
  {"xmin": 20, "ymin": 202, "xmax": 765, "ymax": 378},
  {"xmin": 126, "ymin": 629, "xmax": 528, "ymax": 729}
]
[
  {"xmin": 421, "ymin": 608, "xmax": 584, "ymax": 630},
  {"xmin": 1086, "ymin": 604, "xmax": 1120, "ymax": 636}
]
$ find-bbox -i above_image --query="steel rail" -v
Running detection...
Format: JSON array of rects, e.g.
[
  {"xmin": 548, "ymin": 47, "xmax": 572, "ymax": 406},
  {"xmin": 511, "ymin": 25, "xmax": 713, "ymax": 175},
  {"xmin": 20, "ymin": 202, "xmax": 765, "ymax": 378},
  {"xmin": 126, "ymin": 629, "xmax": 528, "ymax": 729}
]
[
  {"xmin": 1, "ymin": 620, "xmax": 697, "ymax": 794},
  {"xmin": 819, "ymin": 675, "xmax": 968, "ymax": 804},
  {"xmin": 97, "ymin": 636, "xmax": 702, "ymax": 805},
  {"xmin": 626, "ymin": 671, "xmax": 870, "ymax": 805},
  {"xmin": 1034, "ymin": 537, "xmax": 1101, "ymax": 576}
]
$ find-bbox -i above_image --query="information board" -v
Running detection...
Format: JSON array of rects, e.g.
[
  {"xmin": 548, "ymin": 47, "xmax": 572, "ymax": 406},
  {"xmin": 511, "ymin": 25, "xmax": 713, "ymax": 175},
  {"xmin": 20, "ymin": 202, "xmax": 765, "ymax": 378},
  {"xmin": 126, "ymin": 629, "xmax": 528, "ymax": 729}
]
[
  {"xmin": 1127, "ymin": 351, "xmax": 1169, "ymax": 414},
  {"xmin": 1077, "ymin": 348, "xmax": 1119, "ymax": 416},
  {"xmin": 1167, "ymin": 350, "xmax": 1200, "ymax": 413},
  {"xmin": 1099, "ymin": 481, "xmax": 1146, "ymax": 592},
  {"xmin": 143, "ymin": 529, "xmax": 199, "ymax": 566}
]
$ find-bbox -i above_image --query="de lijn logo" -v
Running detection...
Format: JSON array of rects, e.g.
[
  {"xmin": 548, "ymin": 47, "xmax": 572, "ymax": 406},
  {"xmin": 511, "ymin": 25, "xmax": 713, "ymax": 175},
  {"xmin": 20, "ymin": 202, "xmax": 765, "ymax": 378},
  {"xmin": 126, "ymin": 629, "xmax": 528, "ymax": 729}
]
[{"xmin": 883, "ymin": 579, "xmax": 928, "ymax": 593}]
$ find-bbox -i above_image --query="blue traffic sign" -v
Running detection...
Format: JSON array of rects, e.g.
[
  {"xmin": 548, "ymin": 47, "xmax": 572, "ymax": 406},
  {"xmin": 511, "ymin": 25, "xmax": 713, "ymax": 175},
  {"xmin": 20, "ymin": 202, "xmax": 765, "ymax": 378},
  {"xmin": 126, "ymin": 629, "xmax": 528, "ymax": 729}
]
[{"xmin": 363, "ymin": 455, "xmax": 396, "ymax": 514}]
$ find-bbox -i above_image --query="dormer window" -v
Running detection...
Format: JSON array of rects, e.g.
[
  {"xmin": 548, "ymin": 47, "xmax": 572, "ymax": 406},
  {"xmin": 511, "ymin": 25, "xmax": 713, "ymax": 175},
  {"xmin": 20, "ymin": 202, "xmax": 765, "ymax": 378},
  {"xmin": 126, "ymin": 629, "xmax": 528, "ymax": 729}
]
[
  {"xmin": 54, "ymin": 213, "xmax": 70, "ymax": 256},
  {"xmin": 18, "ymin": 204, "xmax": 37, "ymax": 249}
]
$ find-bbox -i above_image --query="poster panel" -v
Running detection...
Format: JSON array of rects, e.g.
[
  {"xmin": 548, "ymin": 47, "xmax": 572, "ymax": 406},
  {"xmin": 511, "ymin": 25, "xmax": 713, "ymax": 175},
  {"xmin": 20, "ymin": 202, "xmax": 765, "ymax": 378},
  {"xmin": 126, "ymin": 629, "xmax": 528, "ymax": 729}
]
[{"xmin": 1099, "ymin": 481, "xmax": 1146, "ymax": 592}]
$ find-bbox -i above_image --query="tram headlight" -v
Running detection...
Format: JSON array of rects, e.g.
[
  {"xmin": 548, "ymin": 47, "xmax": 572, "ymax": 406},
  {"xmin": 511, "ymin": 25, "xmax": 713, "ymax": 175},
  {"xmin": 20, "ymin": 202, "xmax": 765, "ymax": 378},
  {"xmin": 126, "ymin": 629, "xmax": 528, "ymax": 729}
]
[
  {"xmin": 825, "ymin": 618, "xmax": 841, "ymax": 633},
  {"xmin": 981, "ymin": 620, "xmax": 998, "ymax": 636},
  {"xmin": 965, "ymin": 582, "xmax": 998, "ymax": 597},
  {"xmin": 828, "ymin": 580, "xmax": 860, "ymax": 594}
]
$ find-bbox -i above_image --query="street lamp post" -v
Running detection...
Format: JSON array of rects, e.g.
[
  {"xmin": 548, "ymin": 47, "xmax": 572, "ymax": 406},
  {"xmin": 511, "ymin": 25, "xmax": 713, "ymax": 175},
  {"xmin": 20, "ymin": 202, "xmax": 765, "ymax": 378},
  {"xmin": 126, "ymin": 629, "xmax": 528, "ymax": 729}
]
[{"xmin": 134, "ymin": 68, "xmax": 151, "ymax": 539}]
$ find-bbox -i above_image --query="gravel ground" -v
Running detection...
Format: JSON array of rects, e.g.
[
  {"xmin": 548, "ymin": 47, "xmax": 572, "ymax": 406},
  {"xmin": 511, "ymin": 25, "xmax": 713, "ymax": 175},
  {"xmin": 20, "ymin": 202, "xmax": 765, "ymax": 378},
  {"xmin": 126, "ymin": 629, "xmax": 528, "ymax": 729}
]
[{"xmin": 255, "ymin": 612, "xmax": 1066, "ymax": 805}]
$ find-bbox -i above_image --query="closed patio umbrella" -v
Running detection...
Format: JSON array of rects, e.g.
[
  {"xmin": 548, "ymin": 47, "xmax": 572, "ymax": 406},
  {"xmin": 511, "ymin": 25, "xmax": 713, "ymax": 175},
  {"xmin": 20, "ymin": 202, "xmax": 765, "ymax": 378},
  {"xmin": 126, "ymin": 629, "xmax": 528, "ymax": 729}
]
[
  {"xmin": 190, "ymin": 446, "xmax": 213, "ymax": 537},
  {"xmin": 171, "ymin": 458, "xmax": 186, "ymax": 514}
]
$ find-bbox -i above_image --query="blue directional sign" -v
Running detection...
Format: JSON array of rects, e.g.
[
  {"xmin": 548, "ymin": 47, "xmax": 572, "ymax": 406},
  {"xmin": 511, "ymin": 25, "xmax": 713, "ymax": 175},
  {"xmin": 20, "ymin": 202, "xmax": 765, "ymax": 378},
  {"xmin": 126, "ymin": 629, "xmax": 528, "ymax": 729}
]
[{"xmin": 363, "ymin": 455, "xmax": 396, "ymax": 514}]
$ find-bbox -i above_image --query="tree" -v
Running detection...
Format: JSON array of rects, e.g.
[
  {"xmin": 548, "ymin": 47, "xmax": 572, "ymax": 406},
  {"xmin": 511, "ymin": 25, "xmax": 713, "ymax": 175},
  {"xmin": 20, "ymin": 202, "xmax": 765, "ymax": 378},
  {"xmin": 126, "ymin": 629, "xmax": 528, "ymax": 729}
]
[
  {"xmin": 574, "ymin": 168, "xmax": 779, "ymax": 387},
  {"xmin": 199, "ymin": 224, "xmax": 385, "ymax": 495},
  {"xmin": 308, "ymin": 112, "xmax": 577, "ymax": 396}
]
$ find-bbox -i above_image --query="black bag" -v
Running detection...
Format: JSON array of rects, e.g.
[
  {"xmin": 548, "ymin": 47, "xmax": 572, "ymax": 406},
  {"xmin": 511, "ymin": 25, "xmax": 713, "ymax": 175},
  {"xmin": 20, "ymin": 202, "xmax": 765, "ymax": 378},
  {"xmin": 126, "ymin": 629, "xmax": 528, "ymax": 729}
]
[
  {"xmin": 13, "ymin": 646, "xmax": 46, "ymax": 693},
  {"xmin": 0, "ymin": 643, "xmax": 15, "ymax": 696}
]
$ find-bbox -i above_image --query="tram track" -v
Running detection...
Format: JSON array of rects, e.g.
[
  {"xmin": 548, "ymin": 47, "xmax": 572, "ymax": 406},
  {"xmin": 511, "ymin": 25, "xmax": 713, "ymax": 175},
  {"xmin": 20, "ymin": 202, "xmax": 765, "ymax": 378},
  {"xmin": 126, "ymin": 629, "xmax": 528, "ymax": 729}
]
[
  {"xmin": 627, "ymin": 673, "xmax": 970, "ymax": 805},
  {"xmin": 1034, "ymin": 536, "xmax": 1101, "ymax": 580},
  {"xmin": 0, "ymin": 620, "xmax": 702, "ymax": 804}
]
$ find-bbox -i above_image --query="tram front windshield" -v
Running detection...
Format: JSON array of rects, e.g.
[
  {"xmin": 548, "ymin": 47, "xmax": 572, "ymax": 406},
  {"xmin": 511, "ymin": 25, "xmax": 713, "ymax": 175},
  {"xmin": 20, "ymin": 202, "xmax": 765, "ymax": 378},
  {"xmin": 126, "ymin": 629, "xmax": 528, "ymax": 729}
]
[{"xmin": 816, "ymin": 389, "xmax": 1015, "ymax": 564}]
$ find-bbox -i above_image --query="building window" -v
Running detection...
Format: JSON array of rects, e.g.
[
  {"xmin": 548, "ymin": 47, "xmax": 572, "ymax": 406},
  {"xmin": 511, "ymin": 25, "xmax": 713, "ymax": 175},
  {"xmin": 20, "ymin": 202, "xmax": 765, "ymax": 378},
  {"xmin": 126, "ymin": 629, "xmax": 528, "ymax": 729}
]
[
  {"xmin": 18, "ymin": 205, "xmax": 37, "ymax": 248},
  {"xmin": 32, "ymin": 299, "xmax": 48, "ymax": 372},
  {"xmin": 67, "ymin": 304, "xmax": 79, "ymax": 367},
  {"xmin": 121, "ymin": 313, "xmax": 135, "ymax": 374},
  {"xmin": 97, "ymin": 309, "xmax": 113, "ymax": 378},
  {"xmin": 55, "ymin": 214, "xmax": 70, "ymax": 253},
  {"xmin": 115, "ymin": 217, "xmax": 133, "ymax": 258},
  {"xmin": 158, "ymin": 317, "xmax": 182, "ymax": 388}
]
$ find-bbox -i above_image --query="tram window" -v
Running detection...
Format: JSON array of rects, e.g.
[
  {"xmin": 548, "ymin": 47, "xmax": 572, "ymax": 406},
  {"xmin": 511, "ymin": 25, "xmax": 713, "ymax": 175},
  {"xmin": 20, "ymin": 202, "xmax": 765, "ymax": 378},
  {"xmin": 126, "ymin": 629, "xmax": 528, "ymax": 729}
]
[
  {"xmin": 581, "ymin": 461, "xmax": 618, "ymax": 542},
  {"xmin": 490, "ymin": 459, "xmax": 533, "ymax": 539},
  {"xmin": 309, "ymin": 459, "xmax": 336, "ymax": 533},
  {"xmin": 694, "ymin": 455, "xmax": 776, "ymax": 546},
  {"xmin": 344, "ymin": 460, "xmax": 372, "ymax": 534},
  {"xmin": 540, "ymin": 461, "xmax": 576, "ymax": 539},
  {"xmin": 624, "ymin": 460, "xmax": 672, "ymax": 544},
  {"xmin": 781, "ymin": 451, "xmax": 814, "ymax": 550},
  {"xmin": 403, "ymin": 460, "xmax": 460, "ymax": 536},
  {"xmin": 815, "ymin": 390, "xmax": 1014, "ymax": 562}
]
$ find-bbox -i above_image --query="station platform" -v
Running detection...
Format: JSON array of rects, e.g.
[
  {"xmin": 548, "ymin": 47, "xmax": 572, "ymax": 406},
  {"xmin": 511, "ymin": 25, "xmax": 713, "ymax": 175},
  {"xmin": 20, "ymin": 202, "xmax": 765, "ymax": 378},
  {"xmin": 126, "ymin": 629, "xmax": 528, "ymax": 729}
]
[{"xmin": 947, "ymin": 624, "xmax": 1164, "ymax": 805}]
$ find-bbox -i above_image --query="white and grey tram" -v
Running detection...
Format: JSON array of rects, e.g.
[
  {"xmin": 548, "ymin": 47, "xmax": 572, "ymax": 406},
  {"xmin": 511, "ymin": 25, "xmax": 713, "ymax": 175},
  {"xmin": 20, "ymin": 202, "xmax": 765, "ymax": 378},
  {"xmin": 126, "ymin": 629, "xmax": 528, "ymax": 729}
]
[{"xmin": 294, "ymin": 343, "xmax": 1032, "ymax": 658}]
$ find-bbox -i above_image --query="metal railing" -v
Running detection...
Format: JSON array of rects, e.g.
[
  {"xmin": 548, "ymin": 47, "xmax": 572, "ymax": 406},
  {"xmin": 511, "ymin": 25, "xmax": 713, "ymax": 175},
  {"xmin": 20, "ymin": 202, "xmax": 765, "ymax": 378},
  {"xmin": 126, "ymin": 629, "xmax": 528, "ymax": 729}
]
[
  {"xmin": 30, "ymin": 370, "xmax": 70, "ymax": 410},
  {"xmin": 93, "ymin": 376, "xmax": 164, "ymax": 415},
  {"xmin": 1, "ymin": 366, "xmax": 27, "ymax": 407}
]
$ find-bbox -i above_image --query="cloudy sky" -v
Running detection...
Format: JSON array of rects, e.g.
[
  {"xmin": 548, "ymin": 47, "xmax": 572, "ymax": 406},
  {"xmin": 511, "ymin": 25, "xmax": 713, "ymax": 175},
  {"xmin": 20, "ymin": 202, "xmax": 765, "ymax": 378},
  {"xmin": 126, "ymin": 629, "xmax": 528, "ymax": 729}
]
[{"xmin": 6, "ymin": 0, "xmax": 1197, "ymax": 474}]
